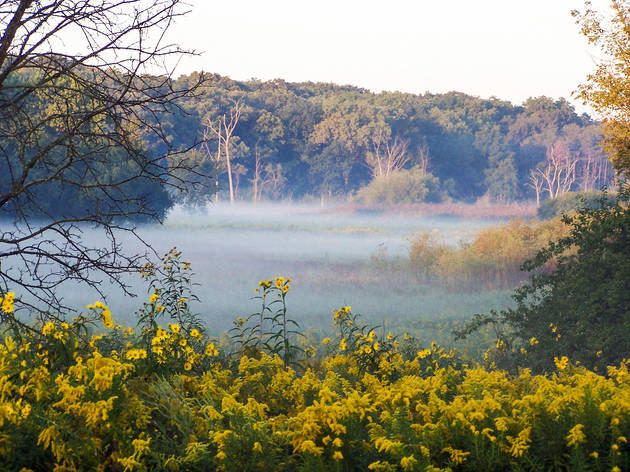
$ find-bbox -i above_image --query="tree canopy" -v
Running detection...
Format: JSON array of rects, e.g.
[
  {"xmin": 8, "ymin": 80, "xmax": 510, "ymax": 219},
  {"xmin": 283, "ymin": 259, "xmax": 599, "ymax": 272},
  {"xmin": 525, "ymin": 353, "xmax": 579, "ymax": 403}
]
[
  {"xmin": 160, "ymin": 76, "xmax": 610, "ymax": 203},
  {"xmin": 574, "ymin": 0, "xmax": 630, "ymax": 173}
]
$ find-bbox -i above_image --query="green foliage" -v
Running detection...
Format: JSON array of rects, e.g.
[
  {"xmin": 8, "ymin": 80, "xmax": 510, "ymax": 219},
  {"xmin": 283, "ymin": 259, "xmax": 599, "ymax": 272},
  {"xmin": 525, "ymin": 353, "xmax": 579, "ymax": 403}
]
[
  {"xmin": 537, "ymin": 190, "xmax": 615, "ymax": 219},
  {"xmin": 354, "ymin": 168, "xmax": 444, "ymax": 205},
  {"xmin": 573, "ymin": 0, "xmax": 630, "ymax": 173},
  {"xmin": 230, "ymin": 277, "xmax": 304, "ymax": 367},
  {"xmin": 137, "ymin": 247, "xmax": 202, "ymax": 333},
  {"xmin": 163, "ymin": 75, "xmax": 607, "ymax": 201},
  {"xmin": 457, "ymin": 187, "xmax": 630, "ymax": 372}
]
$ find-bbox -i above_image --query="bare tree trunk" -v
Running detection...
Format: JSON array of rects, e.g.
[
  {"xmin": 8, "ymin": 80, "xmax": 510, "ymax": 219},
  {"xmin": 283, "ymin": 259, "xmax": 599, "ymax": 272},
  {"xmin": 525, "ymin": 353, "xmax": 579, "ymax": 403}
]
[
  {"xmin": 366, "ymin": 130, "xmax": 409, "ymax": 177},
  {"xmin": 529, "ymin": 170, "xmax": 543, "ymax": 206},
  {"xmin": 252, "ymin": 142, "xmax": 263, "ymax": 203},
  {"xmin": 535, "ymin": 141, "xmax": 577, "ymax": 200},
  {"xmin": 417, "ymin": 143, "xmax": 431, "ymax": 175},
  {"xmin": 204, "ymin": 101, "xmax": 243, "ymax": 205}
]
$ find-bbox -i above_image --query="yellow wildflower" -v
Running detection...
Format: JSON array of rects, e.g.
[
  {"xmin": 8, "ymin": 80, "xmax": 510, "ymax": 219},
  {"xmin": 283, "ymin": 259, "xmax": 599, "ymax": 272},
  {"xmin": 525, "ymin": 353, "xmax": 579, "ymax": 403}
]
[
  {"xmin": 1, "ymin": 291, "xmax": 15, "ymax": 313},
  {"xmin": 567, "ymin": 424, "xmax": 586, "ymax": 447},
  {"xmin": 554, "ymin": 356, "xmax": 569, "ymax": 370},
  {"xmin": 417, "ymin": 349, "xmax": 431, "ymax": 359},
  {"xmin": 205, "ymin": 343, "xmax": 218, "ymax": 356},
  {"xmin": 400, "ymin": 455, "xmax": 417, "ymax": 470},
  {"xmin": 42, "ymin": 322, "xmax": 55, "ymax": 336},
  {"xmin": 442, "ymin": 447, "xmax": 469, "ymax": 465},
  {"xmin": 295, "ymin": 440, "xmax": 323, "ymax": 456},
  {"xmin": 508, "ymin": 428, "xmax": 531, "ymax": 458},
  {"xmin": 253, "ymin": 442, "xmax": 263, "ymax": 453},
  {"xmin": 333, "ymin": 451, "xmax": 343, "ymax": 461},
  {"xmin": 149, "ymin": 292, "xmax": 159, "ymax": 303},
  {"xmin": 190, "ymin": 328, "xmax": 201, "ymax": 339}
]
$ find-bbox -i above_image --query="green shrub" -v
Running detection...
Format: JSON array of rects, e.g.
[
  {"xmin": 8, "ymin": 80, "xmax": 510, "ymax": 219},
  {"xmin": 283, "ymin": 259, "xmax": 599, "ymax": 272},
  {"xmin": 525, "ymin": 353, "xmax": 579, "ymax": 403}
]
[
  {"xmin": 538, "ymin": 190, "xmax": 615, "ymax": 219},
  {"xmin": 354, "ymin": 168, "xmax": 444, "ymax": 205}
]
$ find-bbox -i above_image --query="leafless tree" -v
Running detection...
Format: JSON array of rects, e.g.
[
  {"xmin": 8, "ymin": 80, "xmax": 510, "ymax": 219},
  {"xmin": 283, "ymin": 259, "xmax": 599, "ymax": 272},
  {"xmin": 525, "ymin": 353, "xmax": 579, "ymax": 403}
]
[
  {"xmin": 0, "ymin": 1, "xmax": 205, "ymax": 317},
  {"xmin": 260, "ymin": 163, "xmax": 285, "ymax": 200},
  {"xmin": 203, "ymin": 100, "xmax": 243, "ymax": 204},
  {"xmin": 417, "ymin": 142, "xmax": 431, "ymax": 175},
  {"xmin": 528, "ymin": 170, "xmax": 544, "ymax": 207},
  {"xmin": 532, "ymin": 141, "xmax": 577, "ymax": 201},
  {"xmin": 577, "ymin": 150, "xmax": 614, "ymax": 191},
  {"xmin": 366, "ymin": 129, "xmax": 410, "ymax": 178},
  {"xmin": 251, "ymin": 141, "xmax": 264, "ymax": 203},
  {"xmin": 232, "ymin": 163, "xmax": 247, "ymax": 200}
]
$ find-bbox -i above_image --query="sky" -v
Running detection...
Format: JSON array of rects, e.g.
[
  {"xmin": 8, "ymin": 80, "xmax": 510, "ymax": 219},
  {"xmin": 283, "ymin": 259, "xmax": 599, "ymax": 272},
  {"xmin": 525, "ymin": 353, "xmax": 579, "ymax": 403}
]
[{"xmin": 169, "ymin": 0, "xmax": 608, "ymax": 114}]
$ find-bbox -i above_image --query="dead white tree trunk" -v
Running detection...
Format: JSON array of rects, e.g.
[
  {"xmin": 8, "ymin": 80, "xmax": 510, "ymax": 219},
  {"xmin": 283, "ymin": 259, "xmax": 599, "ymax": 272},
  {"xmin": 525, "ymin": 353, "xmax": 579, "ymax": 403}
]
[
  {"xmin": 528, "ymin": 170, "xmax": 544, "ymax": 207},
  {"xmin": 535, "ymin": 141, "xmax": 577, "ymax": 200},
  {"xmin": 417, "ymin": 143, "xmax": 431, "ymax": 175},
  {"xmin": 202, "ymin": 126, "xmax": 222, "ymax": 203},
  {"xmin": 204, "ymin": 101, "xmax": 243, "ymax": 204},
  {"xmin": 251, "ymin": 141, "xmax": 263, "ymax": 203},
  {"xmin": 366, "ymin": 131, "xmax": 410, "ymax": 177}
]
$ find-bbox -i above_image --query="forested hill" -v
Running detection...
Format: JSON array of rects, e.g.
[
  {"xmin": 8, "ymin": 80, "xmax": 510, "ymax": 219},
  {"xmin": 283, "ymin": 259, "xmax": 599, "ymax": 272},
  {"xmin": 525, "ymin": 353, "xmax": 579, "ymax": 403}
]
[{"xmin": 156, "ymin": 73, "xmax": 611, "ymax": 204}]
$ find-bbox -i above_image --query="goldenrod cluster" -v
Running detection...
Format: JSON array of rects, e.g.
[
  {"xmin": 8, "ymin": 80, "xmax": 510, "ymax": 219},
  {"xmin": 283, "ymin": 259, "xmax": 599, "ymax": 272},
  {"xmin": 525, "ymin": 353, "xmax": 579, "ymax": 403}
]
[{"xmin": 0, "ymin": 295, "xmax": 629, "ymax": 471}]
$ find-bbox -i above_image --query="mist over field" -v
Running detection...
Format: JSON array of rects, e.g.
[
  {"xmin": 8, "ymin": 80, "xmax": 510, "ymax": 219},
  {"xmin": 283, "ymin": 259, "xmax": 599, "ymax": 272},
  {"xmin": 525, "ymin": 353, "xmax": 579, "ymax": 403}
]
[{"xmin": 49, "ymin": 203, "xmax": 513, "ymax": 344}]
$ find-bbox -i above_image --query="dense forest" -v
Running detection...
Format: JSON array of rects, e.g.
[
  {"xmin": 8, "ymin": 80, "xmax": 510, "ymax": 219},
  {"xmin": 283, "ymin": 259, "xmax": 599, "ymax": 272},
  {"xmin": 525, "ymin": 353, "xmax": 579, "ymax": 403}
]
[
  {"xmin": 0, "ymin": 69, "xmax": 613, "ymax": 218},
  {"xmin": 159, "ymin": 73, "xmax": 612, "ymax": 205}
]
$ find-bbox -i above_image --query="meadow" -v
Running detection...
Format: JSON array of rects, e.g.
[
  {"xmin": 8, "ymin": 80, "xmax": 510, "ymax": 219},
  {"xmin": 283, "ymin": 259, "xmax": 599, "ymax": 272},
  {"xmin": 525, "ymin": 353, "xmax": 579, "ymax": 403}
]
[{"xmin": 49, "ymin": 202, "xmax": 520, "ymax": 354}]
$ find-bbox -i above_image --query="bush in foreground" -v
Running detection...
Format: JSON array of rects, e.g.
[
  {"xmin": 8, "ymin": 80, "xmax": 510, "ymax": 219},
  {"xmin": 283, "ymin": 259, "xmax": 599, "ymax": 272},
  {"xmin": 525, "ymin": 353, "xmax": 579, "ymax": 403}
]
[{"xmin": 457, "ymin": 187, "xmax": 630, "ymax": 373}]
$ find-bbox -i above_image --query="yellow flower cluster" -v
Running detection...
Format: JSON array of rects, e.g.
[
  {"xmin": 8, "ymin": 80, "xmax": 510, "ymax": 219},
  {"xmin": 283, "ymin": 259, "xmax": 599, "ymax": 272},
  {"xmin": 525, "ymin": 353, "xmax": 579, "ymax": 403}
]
[
  {"xmin": 86, "ymin": 301, "xmax": 113, "ymax": 329},
  {"xmin": 0, "ymin": 291, "xmax": 15, "ymax": 313}
]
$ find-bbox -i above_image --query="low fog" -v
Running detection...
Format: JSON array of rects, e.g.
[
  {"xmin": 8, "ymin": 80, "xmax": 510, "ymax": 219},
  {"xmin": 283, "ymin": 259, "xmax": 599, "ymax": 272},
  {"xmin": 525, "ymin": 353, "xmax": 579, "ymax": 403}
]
[{"xmin": 11, "ymin": 202, "xmax": 514, "ymax": 337}]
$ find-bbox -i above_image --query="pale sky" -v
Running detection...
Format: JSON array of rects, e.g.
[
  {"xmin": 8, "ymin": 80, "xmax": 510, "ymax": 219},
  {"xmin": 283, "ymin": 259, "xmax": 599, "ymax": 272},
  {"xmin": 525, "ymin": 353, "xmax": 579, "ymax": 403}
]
[{"xmin": 169, "ymin": 0, "xmax": 608, "ymax": 114}]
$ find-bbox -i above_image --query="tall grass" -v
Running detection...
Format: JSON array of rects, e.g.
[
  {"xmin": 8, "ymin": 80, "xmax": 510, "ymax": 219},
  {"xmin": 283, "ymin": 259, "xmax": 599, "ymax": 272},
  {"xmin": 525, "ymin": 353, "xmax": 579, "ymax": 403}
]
[{"xmin": 408, "ymin": 217, "xmax": 571, "ymax": 290}]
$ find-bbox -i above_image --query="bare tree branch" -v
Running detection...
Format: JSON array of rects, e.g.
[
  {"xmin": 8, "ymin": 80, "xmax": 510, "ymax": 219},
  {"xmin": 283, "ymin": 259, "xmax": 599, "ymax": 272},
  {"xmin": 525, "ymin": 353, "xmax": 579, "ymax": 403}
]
[{"xmin": 0, "ymin": 0, "xmax": 207, "ymax": 317}]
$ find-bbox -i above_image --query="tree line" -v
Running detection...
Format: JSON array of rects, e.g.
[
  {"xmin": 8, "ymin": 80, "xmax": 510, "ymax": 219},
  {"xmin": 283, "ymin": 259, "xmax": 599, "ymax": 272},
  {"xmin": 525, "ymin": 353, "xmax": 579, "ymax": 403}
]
[{"xmin": 159, "ymin": 74, "xmax": 613, "ymax": 204}]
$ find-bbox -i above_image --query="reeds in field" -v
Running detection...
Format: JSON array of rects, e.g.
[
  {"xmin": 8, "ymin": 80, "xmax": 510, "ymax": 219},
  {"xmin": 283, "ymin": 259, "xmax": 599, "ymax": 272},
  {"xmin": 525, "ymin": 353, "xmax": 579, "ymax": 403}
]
[{"xmin": 408, "ymin": 217, "xmax": 571, "ymax": 290}]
